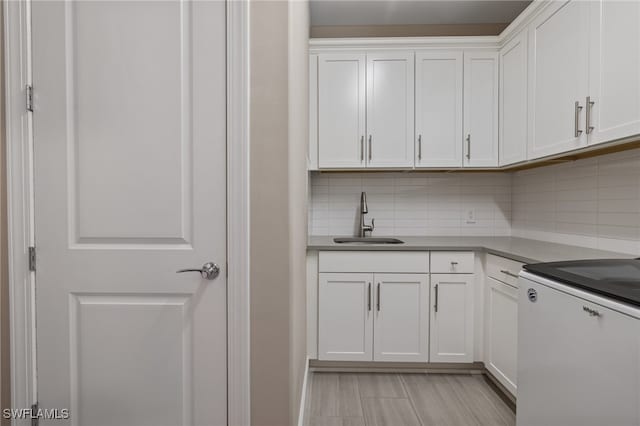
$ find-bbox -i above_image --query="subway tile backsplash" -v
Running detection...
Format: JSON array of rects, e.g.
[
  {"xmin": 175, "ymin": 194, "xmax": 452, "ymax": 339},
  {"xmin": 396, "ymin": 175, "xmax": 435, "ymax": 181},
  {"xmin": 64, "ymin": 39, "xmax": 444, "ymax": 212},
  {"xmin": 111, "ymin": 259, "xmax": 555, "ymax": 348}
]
[
  {"xmin": 309, "ymin": 172, "xmax": 512, "ymax": 237},
  {"xmin": 512, "ymin": 149, "xmax": 640, "ymax": 255},
  {"xmin": 309, "ymin": 149, "xmax": 640, "ymax": 255}
]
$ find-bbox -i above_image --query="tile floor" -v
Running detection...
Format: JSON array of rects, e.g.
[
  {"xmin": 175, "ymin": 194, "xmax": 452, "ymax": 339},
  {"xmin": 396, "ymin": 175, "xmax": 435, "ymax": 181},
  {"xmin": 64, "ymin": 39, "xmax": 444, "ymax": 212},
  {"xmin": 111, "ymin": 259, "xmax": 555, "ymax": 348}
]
[{"xmin": 304, "ymin": 372, "xmax": 515, "ymax": 426}]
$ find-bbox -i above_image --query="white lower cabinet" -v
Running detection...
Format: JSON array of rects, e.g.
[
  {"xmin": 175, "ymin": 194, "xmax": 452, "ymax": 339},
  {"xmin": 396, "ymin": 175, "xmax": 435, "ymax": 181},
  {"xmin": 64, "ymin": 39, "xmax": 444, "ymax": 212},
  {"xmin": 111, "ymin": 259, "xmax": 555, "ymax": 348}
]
[
  {"xmin": 374, "ymin": 274, "xmax": 429, "ymax": 362},
  {"xmin": 318, "ymin": 272, "xmax": 429, "ymax": 362},
  {"xmin": 486, "ymin": 277, "xmax": 518, "ymax": 395},
  {"xmin": 318, "ymin": 273, "xmax": 373, "ymax": 361},
  {"xmin": 429, "ymin": 274, "xmax": 475, "ymax": 362}
]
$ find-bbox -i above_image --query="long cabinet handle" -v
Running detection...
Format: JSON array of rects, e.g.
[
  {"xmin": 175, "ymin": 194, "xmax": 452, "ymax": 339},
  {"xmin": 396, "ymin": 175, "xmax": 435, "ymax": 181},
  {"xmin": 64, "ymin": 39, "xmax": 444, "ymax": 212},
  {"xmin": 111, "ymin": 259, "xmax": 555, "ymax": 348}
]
[
  {"xmin": 376, "ymin": 282, "xmax": 380, "ymax": 312},
  {"xmin": 368, "ymin": 135, "xmax": 372, "ymax": 161},
  {"xmin": 574, "ymin": 101, "xmax": 584, "ymax": 137},
  {"xmin": 434, "ymin": 284, "xmax": 439, "ymax": 313},
  {"xmin": 500, "ymin": 269, "xmax": 519, "ymax": 279},
  {"xmin": 586, "ymin": 96, "xmax": 595, "ymax": 135},
  {"xmin": 360, "ymin": 136, "xmax": 364, "ymax": 162},
  {"xmin": 418, "ymin": 134, "xmax": 422, "ymax": 160},
  {"xmin": 367, "ymin": 282, "xmax": 371, "ymax": 311},
  {"xmin": 465, "ymin": 134, "xmax": 471, "ymax": 160},
  {"xmin": 583, "ymin": 305, "xmax": 601, "ymax": 317}
]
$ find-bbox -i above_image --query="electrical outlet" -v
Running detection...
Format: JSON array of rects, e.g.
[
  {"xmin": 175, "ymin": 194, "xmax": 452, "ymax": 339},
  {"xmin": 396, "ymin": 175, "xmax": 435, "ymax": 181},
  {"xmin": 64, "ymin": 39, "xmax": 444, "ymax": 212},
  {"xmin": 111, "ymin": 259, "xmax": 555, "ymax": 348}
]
[{"xmin": 466, "ymin": 209, "xmax": 477, "ymax": 224}]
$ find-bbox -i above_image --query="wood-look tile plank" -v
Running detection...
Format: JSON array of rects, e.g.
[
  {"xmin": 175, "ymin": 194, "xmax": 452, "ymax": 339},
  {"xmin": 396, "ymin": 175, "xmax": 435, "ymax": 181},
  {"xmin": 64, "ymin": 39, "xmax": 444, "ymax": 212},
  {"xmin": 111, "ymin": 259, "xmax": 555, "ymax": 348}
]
[
  {"xmin": 309, "ymin": 373, "xmax": 339, "ymax": 417},
  {"xmin": 447, "ymin": 375, "xmax": 515, "ymax": 426},
  {"xmin": 402, "ymin": 373, "xmax": 477, "ymax": 426},
  {"xmin": 362, "ymin": 398, "xmax": 421, "ymax": 426},
  {"xmin": 337, "ymin": 374, "xmax": 364, "ymax": 417},
  {"xmin": 308, "ymin": 417, "xmax": 366, "ymax": 426},
  {"xmin": 357, "ymin": 373, "xmax": 407, "ymax": 398}
]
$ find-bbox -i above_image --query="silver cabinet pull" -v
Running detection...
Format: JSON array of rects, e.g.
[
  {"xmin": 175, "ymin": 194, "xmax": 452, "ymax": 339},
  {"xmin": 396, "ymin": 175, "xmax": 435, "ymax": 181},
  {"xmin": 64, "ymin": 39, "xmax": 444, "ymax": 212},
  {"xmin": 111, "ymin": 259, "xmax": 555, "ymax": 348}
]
[
  {"xmin": 583, "ymin": 306, "xmax": 601, "ymax": 317},
  {"xmin": 574, "ymin": 101, "xmax": 584, "ymax": 137},
  {"xmin": 360, "ymin": 136, "xmax": 364, "ymax": 161},
  {"xmin": 451, "ymin": 261, "xmax": 458, "ymax": 265},
  {"xmin": 177, "ymin": 262, "xmax": 220, "ymax": 280},
  {"xmin": 368, "ymin": 135, "xmax": 372, "ymax": 161},
  {"xmin": 586, "ymin": 96, "xmax": 595, "ymax": 134},
  {"xmin": 376, "ymin": 282, "xmax": 381, "ymax": 311},
  {"xmin": 500, "ymin": 269, "xmax": 519, "ymax": 279},
  {"xmin": 368, "ymin": 282, "xmax": 372, "ymax": 311},
  {"xmin": 434, "ymin": 284, "xmax": 439, "ymax": 313},
  {"xmin": 466, "ymin": 134, "xmax": 471, "ymax": 160},
  {"xmin": 418, "ymin": 134, "xmax": 422, "ymax": 160}
]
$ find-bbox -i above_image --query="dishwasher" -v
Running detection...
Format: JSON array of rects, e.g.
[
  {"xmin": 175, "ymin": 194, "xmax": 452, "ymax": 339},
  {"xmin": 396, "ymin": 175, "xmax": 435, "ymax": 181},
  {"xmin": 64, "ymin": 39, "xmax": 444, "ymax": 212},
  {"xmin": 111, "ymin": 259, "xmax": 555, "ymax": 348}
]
[{"xmin": 517, "ymin": 259, "xmax": 640, "ymax": 426}]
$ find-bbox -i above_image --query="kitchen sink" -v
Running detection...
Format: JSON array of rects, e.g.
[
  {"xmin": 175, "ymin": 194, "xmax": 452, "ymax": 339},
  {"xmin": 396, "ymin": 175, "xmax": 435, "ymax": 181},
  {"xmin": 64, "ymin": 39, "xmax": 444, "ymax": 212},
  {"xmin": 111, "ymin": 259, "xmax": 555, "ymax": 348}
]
[{"xmin": 333, "ymin": 237, "xmax": 404, "ymax": 244}]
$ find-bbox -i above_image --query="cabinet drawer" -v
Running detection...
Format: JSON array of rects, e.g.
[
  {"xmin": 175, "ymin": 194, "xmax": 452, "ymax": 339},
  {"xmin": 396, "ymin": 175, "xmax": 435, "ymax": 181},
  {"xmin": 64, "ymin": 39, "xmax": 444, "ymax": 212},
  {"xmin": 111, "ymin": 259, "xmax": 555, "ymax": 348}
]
[
  {"xmin": 319, "ymin": 251, "xmax": 429, "ymax": 273},
  {"xmin": 430, "ymin": 251, "xmax": 474, "ymax": 273},
  {"xmin": 487, "ymin": 254, "xmax": 524, "ymax": 288}
]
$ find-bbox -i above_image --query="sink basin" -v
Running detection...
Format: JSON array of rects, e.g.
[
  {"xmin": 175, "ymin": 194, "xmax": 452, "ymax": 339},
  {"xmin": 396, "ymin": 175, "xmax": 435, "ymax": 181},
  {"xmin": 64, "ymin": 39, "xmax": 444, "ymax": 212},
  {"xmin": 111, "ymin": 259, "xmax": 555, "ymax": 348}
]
[{"xmin": 333, "ymin": 237, "xmax": 404, "ymax": 244}]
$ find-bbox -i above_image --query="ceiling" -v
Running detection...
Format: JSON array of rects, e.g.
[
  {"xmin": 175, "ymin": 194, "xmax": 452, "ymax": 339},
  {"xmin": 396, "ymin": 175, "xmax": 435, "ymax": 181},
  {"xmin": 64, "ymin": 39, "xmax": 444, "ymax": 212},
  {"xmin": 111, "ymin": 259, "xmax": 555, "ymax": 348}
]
[{"xmin": 310, "ymin": 0, "xmax": 533, "ymax": 26}]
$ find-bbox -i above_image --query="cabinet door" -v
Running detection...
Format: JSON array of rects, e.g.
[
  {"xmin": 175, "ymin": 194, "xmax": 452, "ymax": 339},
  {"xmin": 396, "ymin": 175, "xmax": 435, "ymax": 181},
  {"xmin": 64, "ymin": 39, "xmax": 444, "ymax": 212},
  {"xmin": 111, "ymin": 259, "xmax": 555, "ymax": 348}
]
[
  {"xmin": 415, "ymin": 51, "xmax": 463, "ymax": 168},
  {"xmin": 486, "ymin": 278, "xmax": 518, "ymax": 396},
  {"xmin": 373, "ymin": 274, "xmax": 429, "ymax": 362},
  {"xmin": 429, "ymin": 274, "xmax": 474, "ymax": 362},
  {"xmin": 500, "ymin": 32, "xmax": 528, "ymax": 166},
  {"xmin": 528, "ymin": 0, "xmax": 589, "ymax": 159},
  {"xmin": 318, "ymin": 273, "xmax": 373, "ymax": 361},
  {"xmin": 588, "ymin": 0, "xmax": 640, "ymax": 145},
  {"xmin": 518, "ymin": 280, "xmax": 640, "ymax": 425},
  {"xmin": 366, "ymin": 52, "xmax": 415, "ymax": 168},
  {"xmin": 463, "ymin": 52, "xmax": 499, "ymax": 167},
  {"xmin": 318, "ymin": 54, "xmax": 366, "ymax": 168}
]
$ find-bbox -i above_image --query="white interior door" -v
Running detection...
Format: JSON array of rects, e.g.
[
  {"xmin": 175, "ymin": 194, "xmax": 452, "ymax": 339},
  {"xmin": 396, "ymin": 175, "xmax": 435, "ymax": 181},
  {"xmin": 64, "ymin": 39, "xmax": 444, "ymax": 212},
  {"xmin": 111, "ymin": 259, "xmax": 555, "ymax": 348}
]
[{"xmin": 31, "ymin": 2, "xmax": 227, "ymax": 425}]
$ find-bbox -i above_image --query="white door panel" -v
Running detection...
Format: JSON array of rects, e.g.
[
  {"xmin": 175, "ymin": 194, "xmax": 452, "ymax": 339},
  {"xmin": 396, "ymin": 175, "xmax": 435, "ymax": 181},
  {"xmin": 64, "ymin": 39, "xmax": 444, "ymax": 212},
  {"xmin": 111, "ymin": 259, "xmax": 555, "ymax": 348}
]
[
  {"xmin": 318, "ymin": 54, "xmax": 366, "ymax": 168},
  {"xmin": 366, "ymin": 52, "xmax": 414, "ymax": 168},
  {"xmin": 500, "ymin": 32, "xmax": 528, "ymax": 166},
  {"xmin": 415, "ymin": 51, "xmax": 463, "ymax": 168},
  {"xmin": 463, "ymin": 52, "xmax": 499, "ymax": 167},
  {"xmin": 318, "ymin": 273, "xmax": 374, "ymax": 361},
  {"xmin": 588, "ymin": 0, "xmax": 640, "ymax": 145},
  {"xmin": 430, "ymin": 274, "xmax": 474, "ymax": 362},
  {"xmin": 373, "ymin": 274, "xmax": 429, "ymax": 362},
  {"xmin": 528, "ymin": 0, "xmax": 589, "ymax": 159},
  {"xmin": 32, "ymin": 2, "xmax": 227, "ymax": 425}
]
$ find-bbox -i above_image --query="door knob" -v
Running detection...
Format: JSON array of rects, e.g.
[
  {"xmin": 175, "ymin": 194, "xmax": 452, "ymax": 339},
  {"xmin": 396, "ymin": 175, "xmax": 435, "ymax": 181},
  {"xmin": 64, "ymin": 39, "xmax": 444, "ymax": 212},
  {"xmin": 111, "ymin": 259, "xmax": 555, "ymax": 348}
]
[{"xmin": 176, "ymin": 262, "xmax": 220, "ymax": 280}]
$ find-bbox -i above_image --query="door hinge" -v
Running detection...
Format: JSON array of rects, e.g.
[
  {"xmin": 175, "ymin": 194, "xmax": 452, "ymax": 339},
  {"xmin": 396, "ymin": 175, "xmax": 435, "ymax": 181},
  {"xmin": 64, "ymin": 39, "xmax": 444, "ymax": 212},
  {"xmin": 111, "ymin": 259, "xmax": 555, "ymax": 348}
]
[
  {"xmin": 31, "ymin": 402, "xmax": 38, "ymax": 426},
  {"xmin": 26, "ymin": 84, "xmax": 34, "ymax": 112},
  {"xmin": 29, "ymin": 246, "xmax": 36, "ymax": 272}
]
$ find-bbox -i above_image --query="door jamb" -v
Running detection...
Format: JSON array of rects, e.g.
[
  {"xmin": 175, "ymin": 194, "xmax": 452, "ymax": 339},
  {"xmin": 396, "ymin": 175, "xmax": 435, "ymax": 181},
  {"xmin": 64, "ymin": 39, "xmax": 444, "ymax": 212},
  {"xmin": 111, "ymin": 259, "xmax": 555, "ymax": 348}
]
[{"xmin": 3, "ymin": 1, "xmax": 251, "ymax": 424}]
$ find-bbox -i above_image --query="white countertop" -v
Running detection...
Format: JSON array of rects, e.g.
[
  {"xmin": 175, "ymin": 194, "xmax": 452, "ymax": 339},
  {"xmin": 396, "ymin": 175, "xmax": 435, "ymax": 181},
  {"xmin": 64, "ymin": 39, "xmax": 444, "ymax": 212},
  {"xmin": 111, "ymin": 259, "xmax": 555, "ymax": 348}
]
[{"xmin": 307, "ymin": 236, "xmax": 636, "ymax": 264}]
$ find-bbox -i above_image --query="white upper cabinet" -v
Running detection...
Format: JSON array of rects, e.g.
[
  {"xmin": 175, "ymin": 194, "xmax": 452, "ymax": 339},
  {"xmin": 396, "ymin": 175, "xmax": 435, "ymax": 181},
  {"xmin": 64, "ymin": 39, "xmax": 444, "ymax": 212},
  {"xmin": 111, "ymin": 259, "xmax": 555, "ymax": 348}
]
[
  {"xmin": 499, "ymin": 32, "xmax": 528, "ymax": 166},
  {"xmin": 415, "ymin": 51, "xmax": 463, "ymax": 168},
  {"xmin": 318, "ymin": 54, "xmax": 367, "ymax": 168},
  {"xmin": 373, "ymin": 274, "xmax": 429, "ymax": 362},
  {"xmin": 366, "ymin": 52, "xmax": 415, "ymax": 168},
  {"xmin": 528, "ymin": 0, "xmax": 590, "ymax": 159},
  {"xmin": 463, "ymin": 52, "xmax": 499, "ymax": 167},
  {"xmin": 587, "ymin": 0, "xmax": 640, "ymax": 145}
]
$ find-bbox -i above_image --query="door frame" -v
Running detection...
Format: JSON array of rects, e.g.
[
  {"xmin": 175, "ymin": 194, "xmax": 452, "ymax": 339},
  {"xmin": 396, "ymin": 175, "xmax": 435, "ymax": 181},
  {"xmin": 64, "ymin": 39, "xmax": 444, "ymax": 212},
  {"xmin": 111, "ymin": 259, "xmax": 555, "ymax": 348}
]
[{"xmin": 3, "ymin": 1, "xmax": 250, "ymax": 424}]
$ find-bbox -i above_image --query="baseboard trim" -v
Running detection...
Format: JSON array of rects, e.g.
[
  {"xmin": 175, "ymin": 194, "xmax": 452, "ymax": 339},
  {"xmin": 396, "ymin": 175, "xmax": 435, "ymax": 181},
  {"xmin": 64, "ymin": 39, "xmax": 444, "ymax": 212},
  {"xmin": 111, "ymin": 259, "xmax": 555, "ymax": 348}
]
[
  {"xmin": 297, "ymin": 356, "xmax": 311, "ymax": 426},
  {"xmin": 483, "ymin": 369, "xmax": 516, "ymax": 412},
  {"xmin": 309, "ymin": 359, "xmax": 485, "ymax": 374}
]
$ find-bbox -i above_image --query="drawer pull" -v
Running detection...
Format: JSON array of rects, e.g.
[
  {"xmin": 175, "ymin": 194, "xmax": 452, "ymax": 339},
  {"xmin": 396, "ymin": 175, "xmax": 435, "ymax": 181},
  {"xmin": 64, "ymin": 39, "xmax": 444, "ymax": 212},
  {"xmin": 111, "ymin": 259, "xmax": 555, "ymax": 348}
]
[
  {"xmin": 500, "ymin": 269, "xmax": 519, "ymax": 279},
  {"xmin": 583, "ymin": 306, "xmax": 601, "ymax": 317},
  {"xmin": 451, "ymin": 261, "xmax": 458, "ymax": 265}
]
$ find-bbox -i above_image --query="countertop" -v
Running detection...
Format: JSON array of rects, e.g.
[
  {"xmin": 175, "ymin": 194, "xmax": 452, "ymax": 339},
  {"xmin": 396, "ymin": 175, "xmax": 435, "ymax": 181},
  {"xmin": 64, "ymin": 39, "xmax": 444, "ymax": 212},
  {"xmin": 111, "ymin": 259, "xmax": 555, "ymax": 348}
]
[{"xmin": 307, "ymin": 236, "xmax": 637, "ymax": 264}]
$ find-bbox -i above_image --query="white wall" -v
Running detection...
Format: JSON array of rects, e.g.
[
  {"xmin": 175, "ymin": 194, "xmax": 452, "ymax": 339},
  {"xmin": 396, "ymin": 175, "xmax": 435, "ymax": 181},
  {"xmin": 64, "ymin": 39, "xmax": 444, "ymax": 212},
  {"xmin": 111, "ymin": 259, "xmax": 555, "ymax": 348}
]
[
  {"xmin": 512, "ymin": 149, "xmax": 640, "ymax": 255},
  {"xmin": 309, "ymin": 172, "xmax": 512, "ymax": 236}
]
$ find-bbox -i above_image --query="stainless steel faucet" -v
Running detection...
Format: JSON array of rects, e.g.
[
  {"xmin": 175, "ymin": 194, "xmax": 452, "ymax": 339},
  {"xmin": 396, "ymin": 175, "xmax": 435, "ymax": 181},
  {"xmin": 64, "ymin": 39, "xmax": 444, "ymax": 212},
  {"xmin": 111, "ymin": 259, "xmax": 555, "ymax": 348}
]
[{"xmin": 359, "ymin": 191, "xmax": 375, "ymax": 237}]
